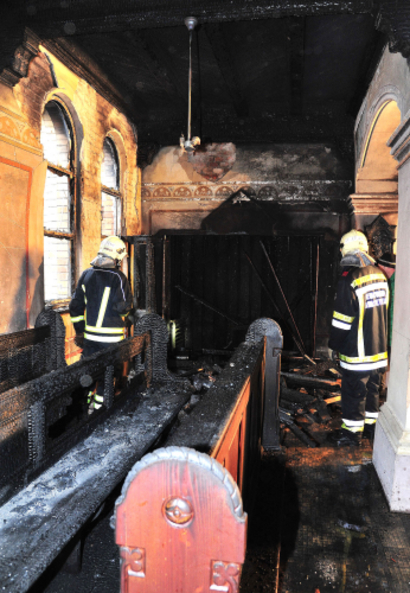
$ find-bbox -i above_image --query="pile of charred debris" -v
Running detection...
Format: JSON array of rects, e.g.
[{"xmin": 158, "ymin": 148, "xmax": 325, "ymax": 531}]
[
  {"xmin": 169, "ymin": 352, "xmax": 227, "ymax": 420},
  {"xmin": 280, "ymin": 353, "xmax": 342, "ymax": 448},
  {"xmin": 168, "ymin": 347, "xmax": 344, "ymax": 448}
]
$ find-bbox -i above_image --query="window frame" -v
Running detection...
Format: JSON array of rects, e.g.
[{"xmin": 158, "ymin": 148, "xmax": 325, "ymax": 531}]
[
  {"xmin": 42, "ymin": 97, "xmax": 78, "ymax": 307},
  {"xmin": 101, "ymin": 137, "xmax": 123, "ymax": 238}
]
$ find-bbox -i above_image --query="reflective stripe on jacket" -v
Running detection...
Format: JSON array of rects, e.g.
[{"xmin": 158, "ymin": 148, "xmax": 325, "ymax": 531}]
[
  {"xmin": 329, "ymin": 262, "xmax": 389, "ymax": 371},
  {"xmin": 69, "ymin": 266, "xmax": 133, "ymax": 344}
]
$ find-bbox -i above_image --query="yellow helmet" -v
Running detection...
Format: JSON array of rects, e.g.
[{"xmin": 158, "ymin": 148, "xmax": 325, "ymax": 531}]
[
  {"xmin": 340, "ymin": 229, "xmax": 368, "ymax": 257},
  {"xmin": 98, "ymin": 236, "xmax": 127, "ymax": 261}
]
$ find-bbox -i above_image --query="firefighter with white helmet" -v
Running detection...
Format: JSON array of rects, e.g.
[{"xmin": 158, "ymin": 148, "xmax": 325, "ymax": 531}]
[
  {"xmin": 94, "ymin": 235, "xmax": 128, "ymax": 264},
  {"xmin": 327, "ymin": 229, "xmax": 389, "ymax": 446},
  {"xmin": 69, "ymin": 236, "xmax": 133, "ymax": 411},
  {"xmin": 339, "ymin": 228, "xmax": 369, "ymax": 257}
]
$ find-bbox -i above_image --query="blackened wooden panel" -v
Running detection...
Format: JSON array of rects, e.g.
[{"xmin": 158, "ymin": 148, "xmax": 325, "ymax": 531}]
[{"xmin": 169, "ymin": 235, "xmax": 320, "ymax": 354}]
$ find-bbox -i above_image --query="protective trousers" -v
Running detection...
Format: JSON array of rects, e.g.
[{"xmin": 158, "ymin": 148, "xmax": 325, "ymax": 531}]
[
  {"xmin": 82, "ymin": 340, "xmax": 114, "ymax": 411},
  {"xmin": 341, "ymin": 368, "xmax": 381, "ymax": 434}
]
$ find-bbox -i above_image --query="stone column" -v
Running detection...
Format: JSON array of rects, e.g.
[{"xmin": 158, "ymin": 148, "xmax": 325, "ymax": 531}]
[{"xmin": 373, "ymin": 118, "xmax": 410, "ymax": 511}]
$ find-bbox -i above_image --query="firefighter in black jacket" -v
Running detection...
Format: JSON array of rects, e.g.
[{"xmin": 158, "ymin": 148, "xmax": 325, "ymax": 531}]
[
  {"xmin": 69, "ymin": 236, "xmax": 133, "ymax": 411},
  {"xmin": 327, "ymin": 230, "xmax": 389, "ymax": 446}
]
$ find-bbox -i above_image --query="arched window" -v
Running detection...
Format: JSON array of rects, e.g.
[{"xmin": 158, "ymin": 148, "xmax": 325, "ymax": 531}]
[
  {"xmin": 101, "ymin": 138, "xmax": 122, "ymax": 237},
  {"xmin": 41, "ymin": 100, "xmax": 75, "ymax": 302}
]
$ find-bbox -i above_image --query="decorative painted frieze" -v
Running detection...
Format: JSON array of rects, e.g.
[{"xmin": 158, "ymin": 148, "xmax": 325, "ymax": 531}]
[{"xmin": 141, "ymin": 180, "xmax": 352, "ymax": 203}]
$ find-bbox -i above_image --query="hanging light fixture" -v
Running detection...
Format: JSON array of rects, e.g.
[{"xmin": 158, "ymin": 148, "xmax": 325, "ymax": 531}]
[{"xmin": 180, "ymin": 16, "xmax": 201, "ymax": 154}]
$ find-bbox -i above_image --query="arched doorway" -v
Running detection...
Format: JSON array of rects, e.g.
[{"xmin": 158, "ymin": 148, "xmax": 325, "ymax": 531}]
[{"xmin": 350, "ymin": 99, "xmax": 401, "ymax": 238}]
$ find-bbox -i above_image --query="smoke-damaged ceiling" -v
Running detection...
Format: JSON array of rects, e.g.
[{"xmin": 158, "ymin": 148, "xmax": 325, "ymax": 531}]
[{"xmin": 3, "ymin": 1, "xmax": 389, "ymax": 152}]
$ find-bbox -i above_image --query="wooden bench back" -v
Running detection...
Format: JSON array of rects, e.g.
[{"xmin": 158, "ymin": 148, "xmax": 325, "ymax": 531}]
[
  {"xmin": 114, "ymin": 446, "xmax": 247, "ymax": 593},
  {"xmin": 0, "ymin": 308, "xmax": 67, "ymax": 394}
]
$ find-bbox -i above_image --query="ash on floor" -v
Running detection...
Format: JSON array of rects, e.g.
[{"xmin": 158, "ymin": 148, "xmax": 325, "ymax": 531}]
[{"xmin": 29, "ymin": 502, "xmax": 119, "ymax": 593}]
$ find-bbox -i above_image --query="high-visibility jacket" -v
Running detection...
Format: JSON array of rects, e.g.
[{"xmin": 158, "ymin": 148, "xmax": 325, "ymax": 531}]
[
  {"xmin": 69, "ymin": 266, "xmax": 133, "ymax": 344},
  {"xmin": 388, "ymin": 271, "xmax": 395, "ymax": 349},
  {"xmin": 329, "ymin": 254, "xmax": 389, "ymax": 372}
]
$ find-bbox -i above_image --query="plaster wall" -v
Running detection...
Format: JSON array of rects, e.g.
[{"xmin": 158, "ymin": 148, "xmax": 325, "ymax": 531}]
[
  {"xmin": 367, "ymin": 50, "xmax": 410, "ymax": 511},
  {"xmin": 0, "ymin": 84, "xmax": 44, "ymax": 334},
  {"xmin": 0, "ymin": 47, "xmax": 140, "ymax": 354},
  {"xmin": 348, "ymin": 47, "xmax": 410, "ymax": 235},
  {"xmin": 387, "ymin": 165, "xmax": 410, "ymax": 426}
]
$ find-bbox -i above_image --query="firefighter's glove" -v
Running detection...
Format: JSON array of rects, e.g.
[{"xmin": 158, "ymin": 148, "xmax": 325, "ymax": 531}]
[
  {"xmin": 327, "ymin": 347, "xmax": 337, "ymax": 361},
  {"xmin": 74, "ymin": 333, "xmax": 84, "ymax": 348},
  {"xmin": 127, "ymin": 313, "xmax": 136, "ymax": 327}
]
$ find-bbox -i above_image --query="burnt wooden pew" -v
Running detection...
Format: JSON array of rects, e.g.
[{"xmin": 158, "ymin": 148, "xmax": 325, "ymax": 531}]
[
  {"xmin": 112, "ymin": 318, "xmax": 283, "ymax": 592},
  {"xmin": 0, "ymin": 313, "xmax": 192, "ymax": 593},
  {"xmin": 165, "ymin": 317, "xmax": 283, "ymax": 509},
  {"xmin": 0, "ymin": 309, "xmax": 66, "ymax": 395},
  {"xmin": 0, "ymin": 314, "xmax": 281, "ymax": 592},
  {"xmin": 0, "ymin": 331, "xmax": 151, "ymax": 505},
  {"xmin": 0, "ymin": 387, "xmax": 192, "ymax": 593}
]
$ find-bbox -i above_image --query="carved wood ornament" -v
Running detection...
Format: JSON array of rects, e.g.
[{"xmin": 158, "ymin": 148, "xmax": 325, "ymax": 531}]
[
  {"xmin": 211, "ymin": 561, "xmax": 241, "ymax": 593},
  {"xmin": 114, "ymin": 446, "xmax": 247, "ymax": 593},
  {"xmin": 120, "ymin": 547, "xmax": 146, "ymax": 579}
]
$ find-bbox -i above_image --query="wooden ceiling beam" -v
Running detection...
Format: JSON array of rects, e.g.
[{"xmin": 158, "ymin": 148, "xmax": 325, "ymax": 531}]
[
  {"xmin": 7, "ymin": 0, "xmax": 373, "ymax": 37},
  {"xmin": 137, "ymin": 29, "xmax": 187, "ymax": 106},
  {"xmin": 120, "ymin": 30, "xmax": 186, "ymax": 110},
  {"xmin": 204, "ymin": 23, "xmax": 248, "ymax": 118},
  {"xmin": 287, "ymin": 17, "xmax": 305, "ymax": 116}
]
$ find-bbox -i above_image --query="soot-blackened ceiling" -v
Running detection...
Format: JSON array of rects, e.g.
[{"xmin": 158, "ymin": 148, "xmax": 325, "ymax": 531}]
[{"xmin": 1, "ymin": 1, "xmax": 393, "ymax": 150}]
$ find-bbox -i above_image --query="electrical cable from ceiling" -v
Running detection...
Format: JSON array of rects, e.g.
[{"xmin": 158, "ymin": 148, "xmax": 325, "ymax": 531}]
[{"xmin": 180, "ymin": 16, "xmax": 201, "ymax": 154}]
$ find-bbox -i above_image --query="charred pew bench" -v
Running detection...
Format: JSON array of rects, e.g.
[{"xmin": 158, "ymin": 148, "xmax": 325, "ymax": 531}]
[
  {"xmin": 164, "ymin": 317, "xmax": 283, "ymax": 507},
  {"xmin": 0, "ymin": 313, "xmax": 191, "ymax": 593},
  {"xmin": 0, "ymin": 309, "xmax": 66, "ymax": 395},
  {"xmin": 110, "ymin": 318, "xmax": 283, "ymax": 592}
]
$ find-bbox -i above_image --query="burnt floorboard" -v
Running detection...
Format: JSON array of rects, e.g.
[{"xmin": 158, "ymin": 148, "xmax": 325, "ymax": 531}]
[
  {"xmin": 27, "ymin": 427, "xmax": 410, "ymax": 593},
  {"xmin": 243, "ymin": 437, "xmax": 410, "ymax": 593}
]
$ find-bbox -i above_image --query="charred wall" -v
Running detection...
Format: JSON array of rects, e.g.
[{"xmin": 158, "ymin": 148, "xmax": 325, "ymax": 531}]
[
  {"xmin": 141, "ymin": 142, "xmax": 352, "ymax": 236},
  {"xmin": 140, "ymin": 142, "xmax": 352, "ymax": 355}
]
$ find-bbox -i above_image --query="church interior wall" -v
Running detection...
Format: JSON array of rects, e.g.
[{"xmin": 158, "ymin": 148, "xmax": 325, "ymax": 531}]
[
  {"xmin": 0, "ymin": 46, "xmax": 140, "ymax": 364},
  {"xmin": 141, "ymin": 142, "xmax": 354, "ymax": 356}
]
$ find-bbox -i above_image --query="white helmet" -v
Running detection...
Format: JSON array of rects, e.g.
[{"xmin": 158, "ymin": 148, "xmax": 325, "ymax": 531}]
[
  {"xmin": 98, "ymin": 236, "xmax": 127, "ymax": 261},
  {"xmin": 340, "ymin": 229, "xmax": 368, "ymax": 257}
]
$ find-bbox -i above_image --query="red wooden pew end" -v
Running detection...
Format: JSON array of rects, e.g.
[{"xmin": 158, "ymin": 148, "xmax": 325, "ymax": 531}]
[{"xmin": 114, "ymin": 446, "xmax": 248, "ymax": 593}]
